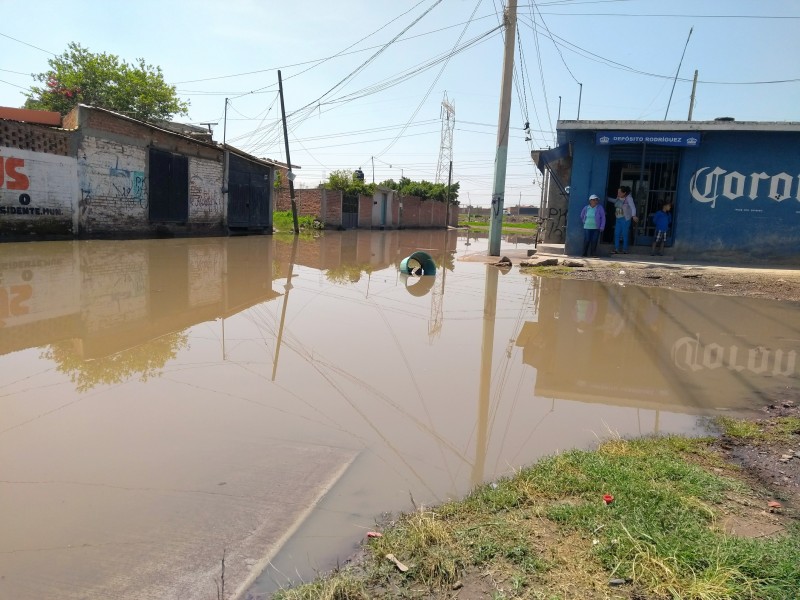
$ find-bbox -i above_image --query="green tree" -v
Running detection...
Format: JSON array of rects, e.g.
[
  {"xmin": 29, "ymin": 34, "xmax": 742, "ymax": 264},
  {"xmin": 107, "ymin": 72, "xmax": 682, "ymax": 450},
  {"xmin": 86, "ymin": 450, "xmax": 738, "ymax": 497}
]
[
  {"xmin": 378, "ymin": 177, "xmax": 459, "ymax": 204},
  {"xmin": 324, "ymin": 169, "xmax": 375, "ymax": 196},
  {"xmin": 24, "ymin": 42, "xmax": 188, "ymax": 121}
]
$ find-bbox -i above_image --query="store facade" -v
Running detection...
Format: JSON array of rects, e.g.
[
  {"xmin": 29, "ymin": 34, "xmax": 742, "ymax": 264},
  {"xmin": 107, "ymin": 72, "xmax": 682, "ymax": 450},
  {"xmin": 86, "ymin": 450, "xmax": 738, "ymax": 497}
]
[{"xmin": 540, "ymin": 120, "xmax": 800, "ymax": 263}]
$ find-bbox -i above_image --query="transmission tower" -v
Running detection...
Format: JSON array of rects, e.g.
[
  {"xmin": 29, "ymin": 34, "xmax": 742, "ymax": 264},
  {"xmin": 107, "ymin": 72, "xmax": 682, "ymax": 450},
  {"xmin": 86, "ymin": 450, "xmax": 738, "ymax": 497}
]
[{"xmin": 435, "ymin": 93, "xmax": 455, "ymax": 184}]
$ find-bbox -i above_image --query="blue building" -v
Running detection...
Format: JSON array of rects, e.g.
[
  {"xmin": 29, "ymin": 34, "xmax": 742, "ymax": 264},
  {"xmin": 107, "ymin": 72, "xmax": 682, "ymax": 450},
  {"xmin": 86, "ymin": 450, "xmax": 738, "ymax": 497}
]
[{"xmin": 542, "ymin": 119, "xmax": 800, "ymax": 263}]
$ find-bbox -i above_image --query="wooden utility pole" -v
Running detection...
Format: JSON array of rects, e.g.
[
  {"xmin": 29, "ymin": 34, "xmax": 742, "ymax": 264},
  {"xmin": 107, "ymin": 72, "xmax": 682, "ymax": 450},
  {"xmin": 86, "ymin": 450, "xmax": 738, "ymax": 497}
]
[
  {"xmin": 278, "ymin": 70, "xmax": 300, "ymax": 234},
  {"xmin": 488, "ymin": 0, "xmax": 517, "ymax": 256}
]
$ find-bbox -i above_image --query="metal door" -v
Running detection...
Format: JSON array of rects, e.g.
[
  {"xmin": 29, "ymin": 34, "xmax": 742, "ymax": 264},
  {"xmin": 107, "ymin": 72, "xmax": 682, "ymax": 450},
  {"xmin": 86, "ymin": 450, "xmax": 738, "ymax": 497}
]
[
  {"xmin": 228, "ymin": 155, "xmax": 271, "ymax": 230},
  {"xmin": 342, "ymin": 193, "xmax": 359, "ymax": 229},
  {"xmin": 149, "ymin": 148, "xmax": 188, "ymax": 222}
]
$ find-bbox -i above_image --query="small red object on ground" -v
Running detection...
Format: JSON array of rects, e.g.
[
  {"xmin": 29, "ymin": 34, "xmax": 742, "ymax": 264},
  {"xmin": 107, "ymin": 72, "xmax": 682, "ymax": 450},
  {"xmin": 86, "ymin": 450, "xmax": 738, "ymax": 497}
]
[
  {"xmin": 768, "ymin": 501, "xmax": 782, "ymax": 509},
  {"xmin": 603, "ymin": 494, "xmax": 614, "ymax": 505},
  {"xmin": 366, "ymin": 531, "xmax": 383, "ymax": 538}
]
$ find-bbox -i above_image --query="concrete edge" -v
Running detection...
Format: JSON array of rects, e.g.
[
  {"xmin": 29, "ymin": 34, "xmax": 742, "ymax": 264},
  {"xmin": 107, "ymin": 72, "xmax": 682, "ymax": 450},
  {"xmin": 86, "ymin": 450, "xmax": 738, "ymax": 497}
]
[{"xmin": 230, "ymin": 450, "xmax": 360, "ymax": 600}]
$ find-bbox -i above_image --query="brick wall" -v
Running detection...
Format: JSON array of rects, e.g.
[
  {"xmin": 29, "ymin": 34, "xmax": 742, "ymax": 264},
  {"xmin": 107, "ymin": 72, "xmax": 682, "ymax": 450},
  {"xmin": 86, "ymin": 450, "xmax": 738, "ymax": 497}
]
[
  {"xmin": 324, "ymin": 189, "xmax": 343, "ymax": 228},
  {"xmin": 400, "ymin": 195, "xmax": 420, "ymax": 227},
  {"xmin": 0, "ymin": 119, "xmax": 70, "ymax": 156},
  {"xmin": 77, "ymin": 136, "xmax": 149, "ymax": 235},
  {"xmin": 78, "ymin": 106, "xmax": 219, "ymax": 160},
  {"xmin": 188, "ymin": 156, "xmax": 223, "ymax": 224},
  {"xmin": 277, "ymin": 187, "xmax": 324, "ymax": 216},
  {"xmin": 358, "ymin": 195, "xmax": 372, "ymax": 227}
]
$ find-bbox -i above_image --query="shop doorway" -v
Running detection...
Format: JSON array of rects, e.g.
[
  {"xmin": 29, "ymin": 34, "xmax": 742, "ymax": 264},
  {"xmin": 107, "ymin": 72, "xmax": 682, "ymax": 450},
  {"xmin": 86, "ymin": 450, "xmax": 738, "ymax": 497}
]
[{"xmin": 604, "ymin": 145, "xmax": 680, "ymax": 247}]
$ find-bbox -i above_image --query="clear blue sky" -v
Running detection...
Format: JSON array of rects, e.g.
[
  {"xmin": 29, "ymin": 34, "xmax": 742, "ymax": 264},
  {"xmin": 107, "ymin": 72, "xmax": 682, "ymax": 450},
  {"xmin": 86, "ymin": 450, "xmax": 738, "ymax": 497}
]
[{"xmin": 2, "ymin": 0, "xmax": 798, "ymax": 207}]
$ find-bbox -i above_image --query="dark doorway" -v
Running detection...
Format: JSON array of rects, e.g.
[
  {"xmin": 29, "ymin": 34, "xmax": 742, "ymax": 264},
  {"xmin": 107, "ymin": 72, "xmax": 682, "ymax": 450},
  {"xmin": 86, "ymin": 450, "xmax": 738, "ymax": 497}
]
[
  {"xmin": 342, "ymin": 193, "xmax": 359, "ymax": 229},
  {"xmin": 149, "ymin": 148, "xmax": 189, "ymax": 222},
  {"xmin": 228, "ymin": 154, "xmax": 272, "ymax": 231},
  {"xmin": 604, "ymin": 145, "xmax": 680, "ymax": 247}
]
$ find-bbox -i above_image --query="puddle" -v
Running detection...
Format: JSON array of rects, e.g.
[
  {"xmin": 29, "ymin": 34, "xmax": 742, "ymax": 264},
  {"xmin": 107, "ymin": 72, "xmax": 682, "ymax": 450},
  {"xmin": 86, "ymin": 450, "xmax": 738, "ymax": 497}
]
[{"xmin": 0, "ymin": 231, "xmax": 796, "ymax": 600}]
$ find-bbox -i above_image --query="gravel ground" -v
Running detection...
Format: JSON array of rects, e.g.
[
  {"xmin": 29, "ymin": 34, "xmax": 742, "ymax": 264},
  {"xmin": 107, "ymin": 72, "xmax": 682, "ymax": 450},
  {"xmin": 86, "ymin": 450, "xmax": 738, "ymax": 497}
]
[{"xmin": 523, "ymin": 257, "xmax": 800, "ymax": 303}]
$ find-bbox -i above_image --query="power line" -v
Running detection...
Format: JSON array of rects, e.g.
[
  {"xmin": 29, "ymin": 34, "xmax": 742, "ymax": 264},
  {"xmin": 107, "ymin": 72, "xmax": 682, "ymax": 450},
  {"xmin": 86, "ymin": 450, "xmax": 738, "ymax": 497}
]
[{"xmin": 0, "ymin": 31, "xmax": 55, "ymax": 55}]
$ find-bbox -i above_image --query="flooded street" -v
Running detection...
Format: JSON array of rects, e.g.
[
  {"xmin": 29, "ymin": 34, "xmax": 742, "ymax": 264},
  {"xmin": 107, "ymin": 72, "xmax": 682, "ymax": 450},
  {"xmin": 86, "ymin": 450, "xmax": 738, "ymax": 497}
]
[{"xmin": 1, "ymin": 231, "xmax": 797, "ymax": 600}]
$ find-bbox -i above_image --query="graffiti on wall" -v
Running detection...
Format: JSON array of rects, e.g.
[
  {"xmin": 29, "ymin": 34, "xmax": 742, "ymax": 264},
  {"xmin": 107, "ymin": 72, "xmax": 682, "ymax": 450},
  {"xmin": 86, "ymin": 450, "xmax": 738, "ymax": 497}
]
[
  {"xmin": 189, "ymin": 174, "xmax": 221, "ymax": 213},
  {"xmin": 78, "ymin": 142, "xmax": 148, "ymax": 212},
  {"xmin": 545, "ymin": 206, "xmax": 567, "ymax": 242},
  {"xmin": 0, "ymin": 150, "xmax": 76, "ymax": 218}
]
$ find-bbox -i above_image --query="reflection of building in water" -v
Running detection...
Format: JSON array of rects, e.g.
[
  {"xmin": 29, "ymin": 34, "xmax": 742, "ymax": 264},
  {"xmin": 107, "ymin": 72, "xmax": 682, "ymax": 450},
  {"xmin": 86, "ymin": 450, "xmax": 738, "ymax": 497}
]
[
  {"xmin": 272, "ymin": 229, "xmax": 457, "ymax": 284},
  {"xmin": 0, "ymin": 231, "xmax": 459, "ymax": 361},
  {"xmin": 516, "ymin": 278, "xmax": 799, "ymax": 413},
  {"xmin": 0, "ymin": 237, "xmax": 279, "ymax": 360}
]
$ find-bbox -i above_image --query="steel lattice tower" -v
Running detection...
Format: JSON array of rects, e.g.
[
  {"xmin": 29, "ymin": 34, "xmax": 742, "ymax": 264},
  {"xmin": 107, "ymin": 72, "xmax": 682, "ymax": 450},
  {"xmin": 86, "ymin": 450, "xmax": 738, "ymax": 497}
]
[{"xmin": 435, "ymin": 93, "xmax": 455, "ymax": 184}]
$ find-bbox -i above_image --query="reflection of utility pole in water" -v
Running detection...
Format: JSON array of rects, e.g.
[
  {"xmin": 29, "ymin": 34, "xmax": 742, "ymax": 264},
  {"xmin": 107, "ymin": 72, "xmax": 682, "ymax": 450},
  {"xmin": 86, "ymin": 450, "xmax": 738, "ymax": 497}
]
[
  {"xmin": 272, "ymin": 237, "xmax": 299, "ymax": 381},
  {"xmin": 222, "ymin": 244, "xmax": 228, "ymax": 360},
  {"xmin": 472, "ymin": 265, "xmax": 499, "ymax": 487},
  {"xmin": 428, "ymin": 230, "xmax": 450, "ymax": 342}
]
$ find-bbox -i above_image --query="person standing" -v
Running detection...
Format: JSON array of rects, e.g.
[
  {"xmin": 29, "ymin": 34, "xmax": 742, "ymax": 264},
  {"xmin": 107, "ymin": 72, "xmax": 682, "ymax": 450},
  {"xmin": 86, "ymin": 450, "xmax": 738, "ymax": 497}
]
[
  {"xmin": 580, "ymin": 194, "xmax": 605, "ymax": 257},
  {"xmin": 651, "ymin": 202, "xmax": 672, "ymax": 256},
  {"xmin": 608, "ymin": 185, "xmax": 638, "ymax": 254}
]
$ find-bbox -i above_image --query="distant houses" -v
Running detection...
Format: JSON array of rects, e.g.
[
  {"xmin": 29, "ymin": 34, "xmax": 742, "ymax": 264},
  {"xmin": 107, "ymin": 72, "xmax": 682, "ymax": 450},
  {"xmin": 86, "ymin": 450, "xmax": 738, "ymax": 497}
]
[{"xmin": 1, "ymin": 104, "xmax": 456, "ymax": 241}]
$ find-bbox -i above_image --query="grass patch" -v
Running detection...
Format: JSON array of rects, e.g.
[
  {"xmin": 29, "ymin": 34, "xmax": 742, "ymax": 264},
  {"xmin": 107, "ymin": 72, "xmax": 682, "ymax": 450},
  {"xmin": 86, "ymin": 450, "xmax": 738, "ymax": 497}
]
[
  {"xmin": 460, "ymin": 220, "xmax": 538, "ymax": 230},
  {"xmin": 273, "ymin": 210, "xmax": 321, "ymax": 232},
  {"xmin": 716, "ymin": 415, "xmax": 800, "ymax": 443},
  {"xmin": 274, "ymin": 435, "xmax": 800, "ymax": 599}
]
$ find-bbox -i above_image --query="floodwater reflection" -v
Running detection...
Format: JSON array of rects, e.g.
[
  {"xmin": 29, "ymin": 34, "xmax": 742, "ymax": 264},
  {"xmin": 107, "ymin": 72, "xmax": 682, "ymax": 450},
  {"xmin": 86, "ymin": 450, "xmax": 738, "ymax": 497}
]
[{"xmin": 0, "ymin": 231, "xmax": 796, "ymax": 600}]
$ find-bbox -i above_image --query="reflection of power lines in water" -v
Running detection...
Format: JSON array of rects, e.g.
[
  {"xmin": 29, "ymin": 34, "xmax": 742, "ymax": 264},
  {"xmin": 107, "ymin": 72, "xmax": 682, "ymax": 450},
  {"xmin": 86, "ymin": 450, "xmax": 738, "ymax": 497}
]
[{"xmin": 243, "ymin": 292, "xmax": 472, "ymax": 499}]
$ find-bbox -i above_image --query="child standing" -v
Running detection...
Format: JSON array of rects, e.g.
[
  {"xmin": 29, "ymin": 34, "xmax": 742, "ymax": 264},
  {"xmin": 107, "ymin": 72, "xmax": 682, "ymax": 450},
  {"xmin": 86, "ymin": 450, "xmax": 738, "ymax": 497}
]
[{"xmin": 651, "ymin": 202, "xmax": 672, "ymax": 256}]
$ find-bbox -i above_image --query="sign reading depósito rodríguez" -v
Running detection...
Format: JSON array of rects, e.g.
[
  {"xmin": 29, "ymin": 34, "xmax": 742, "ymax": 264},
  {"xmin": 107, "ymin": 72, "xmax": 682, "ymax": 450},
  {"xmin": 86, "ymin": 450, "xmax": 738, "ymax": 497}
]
[{"xmin": 595, "ymin": 131, "xmax": 701, "ymax": 147}]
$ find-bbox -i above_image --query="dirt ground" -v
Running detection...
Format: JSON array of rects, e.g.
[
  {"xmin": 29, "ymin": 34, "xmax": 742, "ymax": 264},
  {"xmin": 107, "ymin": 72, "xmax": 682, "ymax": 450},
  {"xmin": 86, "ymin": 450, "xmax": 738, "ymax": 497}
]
[
  {"xmin": 716, "ymin": 400, "xmax": 800, "ymax": 510},
  {"xmin": 524, "ymin": 257, "xmax": 800, "ymax": 303}
]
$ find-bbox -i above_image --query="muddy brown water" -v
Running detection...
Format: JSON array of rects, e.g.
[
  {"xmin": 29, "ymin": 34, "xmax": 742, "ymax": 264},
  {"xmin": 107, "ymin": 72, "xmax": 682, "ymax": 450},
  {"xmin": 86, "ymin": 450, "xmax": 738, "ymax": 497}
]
[{"xmin": 0, "ymin": 231, "xmax": 796, "ymax": 600}]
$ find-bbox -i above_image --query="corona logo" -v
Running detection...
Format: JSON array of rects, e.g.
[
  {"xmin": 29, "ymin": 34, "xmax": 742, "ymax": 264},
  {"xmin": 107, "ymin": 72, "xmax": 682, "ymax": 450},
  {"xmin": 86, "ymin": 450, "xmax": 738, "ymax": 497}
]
[
  {"xmin": 598, "ymin": 136, "xmax": 610, "ymax": 144},
  {"xmin": 686, "ymin": 137, "xmax": 698, "ymax": 146},
  {"xmin": 689, "ymin": 166, "xmax": 799, "ymax": 207}
]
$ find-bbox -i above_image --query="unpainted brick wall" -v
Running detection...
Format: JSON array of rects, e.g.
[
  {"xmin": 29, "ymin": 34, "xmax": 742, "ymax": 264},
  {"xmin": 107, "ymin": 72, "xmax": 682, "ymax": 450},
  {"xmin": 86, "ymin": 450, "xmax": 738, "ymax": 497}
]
[
  {"xmin": 79, "ymin": 107, "xmax": 220, "ymax": 161},
  {"xmin": 358, "ymin": 195, "xmax": 372, "ymax": 227},
  {"xmin": 324, "ymin": 189, "xmax": 343, "ymax": 227},
  {"xmin": 400, "ymin": 195, "xmax": 421, "ymax": 227}
]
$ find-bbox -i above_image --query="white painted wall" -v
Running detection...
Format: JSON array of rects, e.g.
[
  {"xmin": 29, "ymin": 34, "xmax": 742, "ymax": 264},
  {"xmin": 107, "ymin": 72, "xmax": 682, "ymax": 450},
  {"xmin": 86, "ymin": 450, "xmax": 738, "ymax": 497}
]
[
  {"xmin": 0, "ymin": 147, "xmax": 78, "ymax": 232},
  {"xmin": 370, "ymin": 190, "xmax": 394, "ymax": 227}
]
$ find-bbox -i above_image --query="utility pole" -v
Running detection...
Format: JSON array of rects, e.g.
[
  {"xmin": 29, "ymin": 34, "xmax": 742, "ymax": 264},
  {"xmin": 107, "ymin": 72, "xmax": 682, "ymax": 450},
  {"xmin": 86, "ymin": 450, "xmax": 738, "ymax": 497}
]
[
  {"xmin": 371, "ymin": 156, "xmax": 375, "ymax": 184},
  {"xmin": 688, "ymin": 69, "xmax": 699, "ymax": 121},
  {"xmin": 577, "ymin": 83, "xmax": 583, "ymax": 120},
  {"xmin": 488, "ymin": 0, "xmax": 517, "ymax": 256},
  {"xmin": 445, "ymin": 159, "xmax": 453, "ymax": 227},
  {"xmin": 278, "ymin": 70, "xmax": 300, "ymax": 234},
  {"xmin": 222, "ymin": 98, "xmax": 229, "ymax": 216}
]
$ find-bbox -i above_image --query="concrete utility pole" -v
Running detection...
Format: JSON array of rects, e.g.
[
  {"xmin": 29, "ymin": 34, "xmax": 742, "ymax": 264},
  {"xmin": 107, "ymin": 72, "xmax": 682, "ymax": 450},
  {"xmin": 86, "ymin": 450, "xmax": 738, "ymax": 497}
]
[
  {"xmin": 278, "ymin": 70, "xmax": 300, "ymax": 234},
  {"xmin": 488, "ymin": 0, "xmax": 517, "ymax": 256},
  {"xmin": 688, "ymin": 69, "xmax": 699, "ymax": 121}
]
